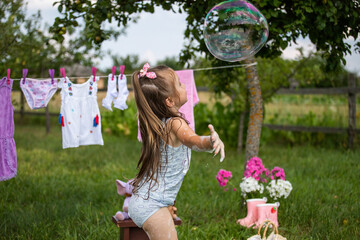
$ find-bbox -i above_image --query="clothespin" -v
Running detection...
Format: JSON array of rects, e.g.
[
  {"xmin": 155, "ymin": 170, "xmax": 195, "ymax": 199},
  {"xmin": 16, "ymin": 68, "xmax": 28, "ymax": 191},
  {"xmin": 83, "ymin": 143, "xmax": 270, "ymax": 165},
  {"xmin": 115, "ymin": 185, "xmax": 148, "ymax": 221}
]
[
  {"xmin": 7, "ymin": 69, "xmax": 10, "ymax": 85},
  {"xmin": 111, "ymin": 66, "xmax": 116, "ymax": 81},
  {"xmin": 120, "ymin": 65, "xmax": 125, "ymax": 80},
  {"xmin": 49, "ymin": 69, "xmax": 55, "ymax": 84},
  {"xmin": 92, "ymin": 67, "xmax": 97, "ymax": 82},
  {"xmin": 22, "ymin": 69, "xmax": 28, "ymax": 84},
  {"xmin": 60, "ymin": 68, "xmax": 67, "ymax": 83}
]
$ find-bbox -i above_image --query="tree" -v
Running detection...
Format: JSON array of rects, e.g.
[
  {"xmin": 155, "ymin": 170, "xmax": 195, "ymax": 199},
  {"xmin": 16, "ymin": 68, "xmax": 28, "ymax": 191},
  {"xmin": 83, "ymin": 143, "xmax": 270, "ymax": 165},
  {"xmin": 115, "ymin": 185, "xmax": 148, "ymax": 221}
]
[
  {"xmin": 0, "ymin": 0, "xmax": 25, "ymax": 61},
  {"xmin": 51, "ymin": 0, "xmax": 359, "ymax": 161},
  {"xmin": 0, "ymin": 0, "xmax": 100, "ymax": 82},
  {"xmin": 51, "ymin": 0, "xmax": 359, "ymax": 70}
]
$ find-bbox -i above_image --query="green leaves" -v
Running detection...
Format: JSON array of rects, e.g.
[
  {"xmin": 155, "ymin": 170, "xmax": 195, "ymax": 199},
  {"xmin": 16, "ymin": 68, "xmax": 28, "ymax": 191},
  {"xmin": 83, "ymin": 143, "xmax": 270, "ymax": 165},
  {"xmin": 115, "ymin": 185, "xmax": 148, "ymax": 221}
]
[
  {"xmin": 57, "ymin": 4, "xmax": 63, "ymax": 13},
  {"xmin": 45, "ymin": 0, "xmax": 360, "ymax": 73}
]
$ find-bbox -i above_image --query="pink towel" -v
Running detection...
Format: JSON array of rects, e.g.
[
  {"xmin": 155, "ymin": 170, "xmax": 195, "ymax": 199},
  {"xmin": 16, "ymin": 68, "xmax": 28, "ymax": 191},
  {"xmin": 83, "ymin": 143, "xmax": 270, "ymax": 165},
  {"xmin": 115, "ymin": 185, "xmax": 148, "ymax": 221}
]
[
  {"xmin": 177, "ymin": 70, "xmax": 199, "ymax": 131},
  {"xmin": 137, "ymin": 70, "xmax": 199, "ymax": 141}
]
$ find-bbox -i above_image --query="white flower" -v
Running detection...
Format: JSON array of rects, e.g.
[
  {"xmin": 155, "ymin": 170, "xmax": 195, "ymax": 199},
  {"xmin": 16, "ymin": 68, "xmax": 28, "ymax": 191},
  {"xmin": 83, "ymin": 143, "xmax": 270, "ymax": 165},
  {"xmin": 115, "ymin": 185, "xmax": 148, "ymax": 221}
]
[
  {"xmin": 266, "ymin": 179, "xmax": 292, "ymax": 200},
  {"xmin": 239, "ymin": 177, "xmax": 264, "ymax": 198}
]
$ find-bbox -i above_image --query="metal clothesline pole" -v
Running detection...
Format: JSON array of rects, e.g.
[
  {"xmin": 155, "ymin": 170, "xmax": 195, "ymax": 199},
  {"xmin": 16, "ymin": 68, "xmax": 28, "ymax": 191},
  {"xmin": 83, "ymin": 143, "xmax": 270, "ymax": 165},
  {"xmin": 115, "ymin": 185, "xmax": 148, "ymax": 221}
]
[{"xmin": 9, "ymin": 63, "xmax": 257, "ymax": 81}]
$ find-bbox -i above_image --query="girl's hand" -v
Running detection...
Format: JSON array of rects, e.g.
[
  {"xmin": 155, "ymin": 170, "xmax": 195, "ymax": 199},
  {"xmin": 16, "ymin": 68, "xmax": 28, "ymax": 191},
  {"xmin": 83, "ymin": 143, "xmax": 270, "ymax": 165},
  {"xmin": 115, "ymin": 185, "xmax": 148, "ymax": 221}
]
[{"xmin": 208, "ymin": 124, "xmax": 225, "ymax": 162}]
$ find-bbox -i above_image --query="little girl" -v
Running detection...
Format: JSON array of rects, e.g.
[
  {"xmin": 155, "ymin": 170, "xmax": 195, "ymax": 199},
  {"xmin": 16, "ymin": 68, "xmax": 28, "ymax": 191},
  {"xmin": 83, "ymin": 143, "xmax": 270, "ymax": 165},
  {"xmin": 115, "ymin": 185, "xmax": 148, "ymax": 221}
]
[{"xmin": 128, "ymin": 63, "xmax": 225, "ymax": 240}]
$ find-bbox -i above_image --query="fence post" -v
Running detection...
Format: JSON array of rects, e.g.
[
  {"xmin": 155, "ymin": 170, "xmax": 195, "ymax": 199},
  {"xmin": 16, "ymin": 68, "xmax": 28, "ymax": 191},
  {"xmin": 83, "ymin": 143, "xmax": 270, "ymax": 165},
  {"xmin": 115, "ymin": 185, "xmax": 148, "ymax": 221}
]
[
  {"xmin": 20, "ymin": 91, "xmax": 24, "ymax": 121},
  {"xmin": 348, "ymin": 73, "xmax": 357, "ymax": 149},
  {"xmin": 45, "ymin": 106, "xmax": 50, "ymax": 134}
]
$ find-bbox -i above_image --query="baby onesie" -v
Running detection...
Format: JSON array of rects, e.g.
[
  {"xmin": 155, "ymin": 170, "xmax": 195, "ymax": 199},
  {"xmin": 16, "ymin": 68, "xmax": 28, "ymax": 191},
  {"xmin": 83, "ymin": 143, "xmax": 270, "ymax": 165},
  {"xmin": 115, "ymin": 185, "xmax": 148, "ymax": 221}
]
[
  {"xmin": 59, "ymin": 76, "xmax": 104, "ymax": 149},
  {"xmin": 0, "ymin": 77, "xmax": 17, "ymax": 181}
]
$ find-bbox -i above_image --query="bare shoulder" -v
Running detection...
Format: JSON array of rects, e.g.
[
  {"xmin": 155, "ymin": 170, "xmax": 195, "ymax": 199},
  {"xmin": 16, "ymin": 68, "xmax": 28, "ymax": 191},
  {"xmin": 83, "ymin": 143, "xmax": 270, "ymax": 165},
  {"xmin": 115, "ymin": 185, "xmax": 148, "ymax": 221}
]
[
  {"xmin": 164, "ymin": 117, "xmax": 188, "ymax": 147},
  {"xmin": 167, "ymin": 117, "xmax": 189, "ymax": 133}
]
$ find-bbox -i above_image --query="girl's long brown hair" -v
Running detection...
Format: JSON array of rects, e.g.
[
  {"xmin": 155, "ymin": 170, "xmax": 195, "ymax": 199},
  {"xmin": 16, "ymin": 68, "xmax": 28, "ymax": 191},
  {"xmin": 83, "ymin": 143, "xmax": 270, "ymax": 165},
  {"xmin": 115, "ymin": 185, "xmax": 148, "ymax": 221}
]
[{"xmin": 131, "ymin": 65, "xmax": 187, "ymax": 196}]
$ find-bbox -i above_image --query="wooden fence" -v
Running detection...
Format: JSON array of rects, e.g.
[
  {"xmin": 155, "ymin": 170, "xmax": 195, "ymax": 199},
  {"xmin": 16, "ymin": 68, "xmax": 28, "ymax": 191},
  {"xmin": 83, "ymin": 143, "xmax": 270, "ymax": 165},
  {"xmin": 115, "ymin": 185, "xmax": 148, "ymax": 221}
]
[
  {"xmin": 13, "ymin": 74, "xmax": 359, "ymax": 148},
  {"xmin": 264, "ymin": 74, "xmax": 359, "ymax": 149}
]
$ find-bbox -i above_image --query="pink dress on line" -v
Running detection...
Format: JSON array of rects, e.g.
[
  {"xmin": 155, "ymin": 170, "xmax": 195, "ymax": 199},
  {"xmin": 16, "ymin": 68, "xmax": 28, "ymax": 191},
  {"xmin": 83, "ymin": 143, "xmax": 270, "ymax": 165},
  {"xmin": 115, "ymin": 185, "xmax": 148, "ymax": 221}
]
[{"xmin": 0, "ymin": 77, "xmax": 17, "ymax": 181}]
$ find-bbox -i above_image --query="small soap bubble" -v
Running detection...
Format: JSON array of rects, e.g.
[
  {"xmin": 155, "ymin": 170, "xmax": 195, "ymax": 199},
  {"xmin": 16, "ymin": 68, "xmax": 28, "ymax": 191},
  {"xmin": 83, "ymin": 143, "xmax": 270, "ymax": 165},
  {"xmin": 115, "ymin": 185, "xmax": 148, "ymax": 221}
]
[{"xmin": 204, "ymin": 0, "xmax": 269, "ymax": 62}]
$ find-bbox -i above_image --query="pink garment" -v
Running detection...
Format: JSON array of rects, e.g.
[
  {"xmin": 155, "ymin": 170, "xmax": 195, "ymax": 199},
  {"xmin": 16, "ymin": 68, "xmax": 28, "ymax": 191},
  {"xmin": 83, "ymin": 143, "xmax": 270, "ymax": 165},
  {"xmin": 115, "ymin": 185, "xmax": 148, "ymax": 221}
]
[
  {"xmin": 0, "ymin": 77, "xmax": 17, "ymax": 181},
  {"xmin": 177, "ymin": 70, "xmax": 199, "ymax": 131},
  {"xmin": 137, "ymin": 70, "xmax": 199, "ymax": 141},
  {"xmin": 20, "ymin": 78, "xmax": 58, "ymax": 109}
]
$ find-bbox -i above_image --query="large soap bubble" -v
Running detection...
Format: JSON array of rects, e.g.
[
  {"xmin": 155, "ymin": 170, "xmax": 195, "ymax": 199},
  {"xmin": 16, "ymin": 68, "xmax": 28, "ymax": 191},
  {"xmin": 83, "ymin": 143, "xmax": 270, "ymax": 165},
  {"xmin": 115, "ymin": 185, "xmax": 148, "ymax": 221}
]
[{"xmin": 204, "ymin": 0, "xmax": 269, "ymax": 62}]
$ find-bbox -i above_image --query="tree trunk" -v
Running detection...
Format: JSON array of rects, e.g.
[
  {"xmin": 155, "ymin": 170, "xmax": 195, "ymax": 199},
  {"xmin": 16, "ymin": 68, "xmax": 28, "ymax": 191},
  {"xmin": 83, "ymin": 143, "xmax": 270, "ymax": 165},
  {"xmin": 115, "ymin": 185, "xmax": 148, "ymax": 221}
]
[{"xmin": 243, "ymin": 56, "xmax": 263, "ymax": 163}]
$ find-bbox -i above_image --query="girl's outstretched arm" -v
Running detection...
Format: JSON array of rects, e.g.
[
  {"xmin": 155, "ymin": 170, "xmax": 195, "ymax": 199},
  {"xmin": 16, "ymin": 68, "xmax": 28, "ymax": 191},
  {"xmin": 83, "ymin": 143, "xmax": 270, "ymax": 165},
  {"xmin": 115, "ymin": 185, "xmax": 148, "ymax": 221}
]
[{"xmin": 170, "ymin": 118, "xmax": 225, "ymax": 162}]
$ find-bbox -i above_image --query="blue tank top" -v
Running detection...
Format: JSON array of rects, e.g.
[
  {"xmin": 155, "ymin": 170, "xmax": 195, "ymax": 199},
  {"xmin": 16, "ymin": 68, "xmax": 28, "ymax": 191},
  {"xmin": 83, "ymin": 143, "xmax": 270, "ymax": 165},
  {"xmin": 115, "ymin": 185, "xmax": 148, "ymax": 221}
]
[{"xmin": 135, "ymin": 119, "xmax": 191, "ymax": 205}]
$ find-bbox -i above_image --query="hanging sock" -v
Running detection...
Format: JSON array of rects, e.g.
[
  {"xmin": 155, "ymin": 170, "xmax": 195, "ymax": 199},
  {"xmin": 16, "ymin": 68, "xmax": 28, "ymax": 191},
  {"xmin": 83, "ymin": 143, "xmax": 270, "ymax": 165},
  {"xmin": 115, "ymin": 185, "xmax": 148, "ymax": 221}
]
[
  {"xmin": 113, "ymin": 74, "xmax": 129, "ymax": 110},
  {"xmin": 102, "ymin": 66, "xmax": 118, "ymax": 111}
]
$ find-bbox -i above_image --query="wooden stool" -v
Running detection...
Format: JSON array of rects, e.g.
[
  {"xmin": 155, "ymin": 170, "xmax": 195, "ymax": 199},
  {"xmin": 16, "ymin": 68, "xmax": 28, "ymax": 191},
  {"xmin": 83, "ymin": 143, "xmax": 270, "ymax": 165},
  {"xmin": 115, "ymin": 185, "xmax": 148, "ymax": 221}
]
[{"xmin": 113, "ymin": 217, "xmax": 182, "ymax": 240}]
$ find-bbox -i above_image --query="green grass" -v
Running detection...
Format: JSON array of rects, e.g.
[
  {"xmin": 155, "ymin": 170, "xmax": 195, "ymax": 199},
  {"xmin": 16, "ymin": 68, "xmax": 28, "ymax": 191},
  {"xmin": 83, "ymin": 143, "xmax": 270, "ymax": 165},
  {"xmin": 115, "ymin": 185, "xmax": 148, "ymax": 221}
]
[{"xmin": 1, "ymin": 124, "xmax": 360, "ymax": 239}]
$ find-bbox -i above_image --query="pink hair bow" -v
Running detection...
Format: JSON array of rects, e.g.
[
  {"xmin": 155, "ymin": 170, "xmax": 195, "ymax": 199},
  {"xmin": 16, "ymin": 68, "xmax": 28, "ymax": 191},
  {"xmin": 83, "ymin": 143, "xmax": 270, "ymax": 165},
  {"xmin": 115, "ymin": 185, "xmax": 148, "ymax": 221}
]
[{"xmin": 139, "ymin": 63, "xmax": 157, "ymax": 79}]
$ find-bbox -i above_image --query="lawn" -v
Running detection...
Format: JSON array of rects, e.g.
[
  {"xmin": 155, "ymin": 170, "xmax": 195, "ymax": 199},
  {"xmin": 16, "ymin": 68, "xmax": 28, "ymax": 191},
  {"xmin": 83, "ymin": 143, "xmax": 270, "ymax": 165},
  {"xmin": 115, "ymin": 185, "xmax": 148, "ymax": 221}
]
[{"xmin": 1, "ymin": 123, "xmax": 359, "ymax": 239}]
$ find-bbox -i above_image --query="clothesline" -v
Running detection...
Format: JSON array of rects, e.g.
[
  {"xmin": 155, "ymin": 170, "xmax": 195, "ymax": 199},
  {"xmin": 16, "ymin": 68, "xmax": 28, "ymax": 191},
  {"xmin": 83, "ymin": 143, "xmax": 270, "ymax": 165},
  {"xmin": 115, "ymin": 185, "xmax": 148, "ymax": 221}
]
[{"xmin": 9, "ymin": 62, "xmax": 257, "ymax": 81}]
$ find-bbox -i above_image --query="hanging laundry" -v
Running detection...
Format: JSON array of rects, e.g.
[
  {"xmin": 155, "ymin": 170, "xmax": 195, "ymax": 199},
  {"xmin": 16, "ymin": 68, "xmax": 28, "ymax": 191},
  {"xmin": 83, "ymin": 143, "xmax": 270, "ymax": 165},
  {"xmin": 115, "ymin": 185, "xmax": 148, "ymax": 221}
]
[
  {"xmin": 0, "ymin": 74, "xmax": 17, "ymax": 181},
  {"xmin": 137, "ymin": 69, "xmax": 199, "ymax": 141},
  {"xmin": 114, "ymin": 65, "xmax": 129, "ymax": 110},
  {"xmin": 113, "ymin": 74, "xmax": 129, "ymax": 110},
  {"xmin": 58, "ymin": 69, "xmax": 104, "ymax": 149},
  {"xmin": 102, "ymin": 66, "xmax": 118, "ymax": 111},
  {"xmin": 177, "ymin": 69, "xmax": 199, "ymax": 131},
  {"xmin": 20, "ymin": 69, "xmax": 58, "ymax": 109}
]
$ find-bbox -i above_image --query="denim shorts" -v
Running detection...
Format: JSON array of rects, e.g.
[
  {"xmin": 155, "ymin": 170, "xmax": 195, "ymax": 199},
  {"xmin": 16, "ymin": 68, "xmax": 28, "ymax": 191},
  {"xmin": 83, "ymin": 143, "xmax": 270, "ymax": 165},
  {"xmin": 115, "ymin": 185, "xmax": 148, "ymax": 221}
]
[{"xmin": 128, "ymin": 194, "xmax": 168, "ymax": 228}]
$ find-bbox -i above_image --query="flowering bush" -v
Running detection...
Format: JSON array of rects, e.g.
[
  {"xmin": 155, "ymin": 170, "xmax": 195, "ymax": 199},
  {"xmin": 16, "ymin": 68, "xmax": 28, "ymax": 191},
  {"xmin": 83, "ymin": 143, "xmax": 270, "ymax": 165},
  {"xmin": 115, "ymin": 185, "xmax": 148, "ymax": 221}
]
[
  {"xmin": 216, "ymin": 169, "xmax": 236, "ymax": 192},
  {"xmin": 239, "ymin": 157, "xmax": 292, "ymax": 202},
  {"xmin": 216, "ymin": 157, "xmax": 293, "ymax": 201}
]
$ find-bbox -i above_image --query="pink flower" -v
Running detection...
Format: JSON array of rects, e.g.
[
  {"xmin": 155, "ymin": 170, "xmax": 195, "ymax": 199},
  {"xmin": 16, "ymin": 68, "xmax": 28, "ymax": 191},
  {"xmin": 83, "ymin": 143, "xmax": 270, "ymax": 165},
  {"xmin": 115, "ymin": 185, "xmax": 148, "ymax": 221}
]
[
  {"xmin": 270, "ymin": 167, "xmax": 286, "ymax": 180},
  {"xmin": 216, "ymin": 169, "xmax": 233, "ymax": 188},
  {"xmin": 244, "ymin": 157, "xmax": 270, "ymax": 182}
]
